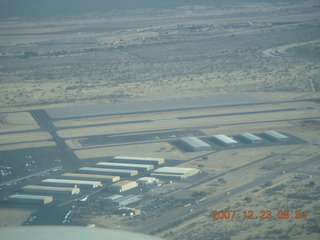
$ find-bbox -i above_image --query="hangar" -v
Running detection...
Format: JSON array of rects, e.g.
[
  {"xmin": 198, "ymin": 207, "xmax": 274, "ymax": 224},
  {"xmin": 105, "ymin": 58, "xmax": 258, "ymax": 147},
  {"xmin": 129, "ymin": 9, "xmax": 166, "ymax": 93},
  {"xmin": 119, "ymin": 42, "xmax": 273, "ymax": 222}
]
[
  {"xmin": 60, "ymin": 173, "xmax": 120, "ymax": 183},
  {"xmin": 112, "ymin": 156, "xmax": 164, "ymax": 166},
  {"xmin": 111, "ymin": 195, "xmax": 140, "ymax": 206},
  {"xmin": 8, "ymin": 194, "xmax": 53, "ymax": 205},
  {"xmin": 262, "ymin": 131, "xmax": 289, "ymax": 141},
  {"xmin": 22, "ymin": 185, "xmax": 80, "ymax": 195},
  {"xmin": 77, "ymin": 167, "xmax": 138, "ymax": 177},
  {"xmin": 238, "ymin": 133, "xmax": 263, "ymax": 143},
  {"xmin": 180, "ymin": 137, "xmax": 211, "ymax": 151},
  {"xmin": 110, "ymin": 180, "xmax": 138, "ymax": 192},
  {"xmin": 151, "ymin": 167, "xmax": 199, "ymax": 180},
  {"xmin": 96, "ymin": 162, "xmax": 154, "ymax": 171},
  {"xmin": 41, "ymin": 179, "xmax": 102, "ymax": 188},
  {"xmin": 212, "ymin": 134, "xmax": 238, "ymax": 146},
  {"xmin": 150, "ymin": 173, "xmax": 186, "ymax": 180}
]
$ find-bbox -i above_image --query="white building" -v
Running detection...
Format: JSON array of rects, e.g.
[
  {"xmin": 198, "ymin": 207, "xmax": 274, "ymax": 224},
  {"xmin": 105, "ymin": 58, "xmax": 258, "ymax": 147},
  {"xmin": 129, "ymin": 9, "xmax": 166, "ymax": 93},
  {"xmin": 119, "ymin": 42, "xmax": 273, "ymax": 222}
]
[
  {"xmin": 112, "ymin": 156, "xmax": 165, "ymax": 166},
  {"xmin": 213, "ymin": 134, "xmax": 238, "ymax": 146},
  {"xmin": 180, "ymin": 137, "xmax": 211, "ymax": 151},
  {"xmin": 41, "ymin": 179, "xmax": 102, "ymax": 188},
  {"xmin": 78, "ymin": 167, "xmax": 138, "ymax": 177}
]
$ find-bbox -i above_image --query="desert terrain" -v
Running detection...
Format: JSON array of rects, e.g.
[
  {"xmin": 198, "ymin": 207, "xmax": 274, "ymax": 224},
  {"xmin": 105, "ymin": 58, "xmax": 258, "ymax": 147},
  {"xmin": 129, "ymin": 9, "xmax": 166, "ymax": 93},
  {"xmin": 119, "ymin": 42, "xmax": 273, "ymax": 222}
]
[{"xmin": 0, "ymin": 0, "xmax": 319, "ymax": 240}]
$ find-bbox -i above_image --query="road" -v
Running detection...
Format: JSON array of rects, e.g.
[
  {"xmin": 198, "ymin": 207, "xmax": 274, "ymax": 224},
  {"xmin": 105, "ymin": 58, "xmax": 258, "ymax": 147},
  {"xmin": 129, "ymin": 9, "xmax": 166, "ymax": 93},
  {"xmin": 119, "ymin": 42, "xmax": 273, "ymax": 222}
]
[{"xmin": 135, "ymin": 154, "xmax": 320, "ymax": 234}]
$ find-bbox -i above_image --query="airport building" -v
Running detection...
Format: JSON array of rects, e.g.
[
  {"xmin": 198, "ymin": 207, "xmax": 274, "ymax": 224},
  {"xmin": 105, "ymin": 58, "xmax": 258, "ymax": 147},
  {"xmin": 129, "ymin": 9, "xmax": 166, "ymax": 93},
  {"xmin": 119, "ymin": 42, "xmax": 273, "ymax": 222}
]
[
  {"xmin": 8, "ymin": 194, "xmax": 53, "ymax": 205},
  {"xmin": 180, "ymin": 137, "xmax": 211, "ymax": 151},
  {"xmin": 22, "ymin": 185, "xmax": 80, "ymax": 195},
  {"xmin": 110, "ymin": 180, "xmax": 138, "ymax": 192},
  {"xmin": 137, "ymin": 177, "xmax": 159, "ymax": 185},
  {"xmin": 150, "ymin": 173, "xmax": 186, "ymax": 180},
  {"xmin": 238, "ymin": 133, "xmax": 263, "ymax": 143},
  {"xmin": 151, "ymin": 167, "xmax": 199, "ymax": 180},
  {"xmin": 111, "ymin": 195, "xmax": 140, "ymax": 206},
  {"xmin": 96, "ymin": 162, "xmax": 154, "ymax": 172},
  {"xmin": 41, "ymin": 179, "xmax": 102, "ymax": 188},
  {"xmin": 112, "ymin": 156, "xmax": 165, "ymax": 166},
  {"xmin": 60, "ymin": 173, "xmax": 120, "ymax": 183},
  {"xmin": 262, "ymin": 131, "xmax": 289, "ymax": 141},
  {"xmin": 212, "ymin": 134, "xmax": 238, "ymax": 146},
  {"xmin": 77, "ymin": 167, "xmax": 138, "ymax": 177}
]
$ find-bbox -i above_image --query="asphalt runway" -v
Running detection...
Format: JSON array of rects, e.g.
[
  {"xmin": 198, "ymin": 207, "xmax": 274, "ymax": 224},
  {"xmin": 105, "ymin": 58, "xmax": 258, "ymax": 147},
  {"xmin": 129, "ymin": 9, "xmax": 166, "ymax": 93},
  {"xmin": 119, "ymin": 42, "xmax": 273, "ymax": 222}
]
[
  {"xmin": 79, "ymin": 130, "xmax": 205, "ymax": 147},
  {"xmin": 45, "ymin": 94, "xmax": 264, "ymax": 119}
]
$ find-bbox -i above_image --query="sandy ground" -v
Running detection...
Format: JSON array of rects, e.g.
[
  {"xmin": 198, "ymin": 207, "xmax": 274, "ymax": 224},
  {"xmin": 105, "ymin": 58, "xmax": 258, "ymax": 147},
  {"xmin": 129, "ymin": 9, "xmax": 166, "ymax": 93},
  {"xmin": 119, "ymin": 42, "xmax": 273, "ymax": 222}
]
[
  {"xmin": 0, "ymin": 141, "xmax": 56, "ymax": 151},
  {"xmin": 0, "ymin": 208, "xmax": 34, "ymax": 227},
  {"xmin": 0, "ymin": 112, "xmax": 40, "ymax": 133},
  {"xmin": 0, "ymin": 131, "xmax": 52, "ymax": 145},
  {"xmin": 159, "ymin": 148, "xmax": 320, "ymax": 240}
]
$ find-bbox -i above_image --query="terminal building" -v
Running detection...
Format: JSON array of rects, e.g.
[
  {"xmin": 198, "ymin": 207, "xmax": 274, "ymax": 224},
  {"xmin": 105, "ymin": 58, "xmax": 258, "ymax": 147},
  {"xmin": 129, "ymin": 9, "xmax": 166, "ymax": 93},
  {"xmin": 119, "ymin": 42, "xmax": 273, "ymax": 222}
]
[
  {"xmin": 180, "ymin": 137, "xmax": 211, "ymax": 151},
  {"xmin": 238, "ymin": 133, "xmax": 263, "ymax": 143},
  {"xmin": 111, "ymin": 195, "xmax": 140, "ymax": 206},
  {"xmin": 110, "ymin": 180, "xmax": 138, "ymax": 192},
  {"xmin": 151, "ymin": 167, "xmax": 199, "ymax": 180},
  {"xmin": 77, "ymin": 167, "xmax": 138, "ymax": 177},
  {"xmin": 60, "ymin": 173, "xmax": 120, "ymax": 183},
  {"xmin": 112, "ymin": 156, "xmax": 165, "ymax": 166},
  {"xmin": 22, "ymin": 185, "xmax": 80, "ymax": 195},
  {"xmin": 41, "ymin": 179, "xmax": 102, "ymax": 188},
  {"xmin": 262, "ymin": 131, "xmax": 289, "ymax": 142},
  {"xmin": 212, "ymin": 134, "xmax": 238, "ymax": 146},
  {"xmin": 96, "ymin": 162, "xmax": 154, "ymax": 172},
  {"xmin": 8, "ymin": 194, "xmax": 53, "ymax": 205}
]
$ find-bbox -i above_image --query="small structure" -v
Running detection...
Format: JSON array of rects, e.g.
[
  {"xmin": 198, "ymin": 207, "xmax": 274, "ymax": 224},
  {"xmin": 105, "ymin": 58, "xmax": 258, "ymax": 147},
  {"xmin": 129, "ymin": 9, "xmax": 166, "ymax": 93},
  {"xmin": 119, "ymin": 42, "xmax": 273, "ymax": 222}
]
[
  {"xmin": 77, "ymin": 167, "xmax": 138, "ymax": 177},
  {"xmin": 60, "ymin": 173, "xmax": 120, "ymax": 183},
  {"xmin": 112, "ymin": 156, "xmax": 164, "ymax": 166},
  {"xmin": 180, "ymin": 137, "xmax": 211, "ymax": 151},
  {"xmin": 151, "ymin": 167, "xmax": 199, "ymax": 180},
  {"xmin": 8, "ymin": 194, "xmax": 53, "ymax": 204},
  {"xmin": 111, "ymin": 195, "xmax": 140, "ymax": 206},
  {"xmin": 22, "ymin": 185, "xmax": 80, "ymax": 195},
  {"xmin": 212, "ymin": 134, "xmax": 238, "ymax": 146},
  {"xmin": 262, "ymin": 131, "xmax": 288, "ymax": 141},
  {"xmin": 137, "ymin": 177, "xmax": 159, "ymax": 185},
  {"xmin": 294, "ymin": 174, "xmax": 312, "ymax": 179},
  {"xmin": 41, "ymin": 179, "xmax": 102, "ymax": 188},
  {"xmin": 238, "ymin": 133, "xmax": 263, "ymax": 143},
  {"xmin": 110, "ymin": 180, "xmax": 138, "ymax": 192},
  {"xmin": 96, "ymin": 162, "xmax": 154, "ymax": 171}
]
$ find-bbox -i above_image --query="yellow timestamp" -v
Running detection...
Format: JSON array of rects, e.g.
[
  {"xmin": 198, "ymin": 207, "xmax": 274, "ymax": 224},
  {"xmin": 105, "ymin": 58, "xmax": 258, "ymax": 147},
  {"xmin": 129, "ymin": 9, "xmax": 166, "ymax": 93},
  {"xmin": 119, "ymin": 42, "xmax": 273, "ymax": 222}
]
[{"xmin": 211, "ymin": 210, "xmax": 307, "ymax": 220}]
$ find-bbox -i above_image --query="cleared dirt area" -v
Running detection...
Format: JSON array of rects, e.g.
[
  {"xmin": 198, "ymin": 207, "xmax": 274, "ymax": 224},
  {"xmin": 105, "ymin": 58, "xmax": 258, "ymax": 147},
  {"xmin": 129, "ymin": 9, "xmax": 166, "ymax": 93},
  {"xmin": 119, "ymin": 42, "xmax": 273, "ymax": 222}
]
[{"xmin": 75, "ymin": 142, "xmax": 186, "ymax": 160}]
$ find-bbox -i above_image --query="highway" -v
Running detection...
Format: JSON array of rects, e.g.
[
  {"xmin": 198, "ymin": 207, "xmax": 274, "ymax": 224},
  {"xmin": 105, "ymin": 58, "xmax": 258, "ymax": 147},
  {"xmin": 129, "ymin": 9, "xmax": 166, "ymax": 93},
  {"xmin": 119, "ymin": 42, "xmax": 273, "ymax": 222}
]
[{"xmin": 135, "ymin": 154, "xmax": 320, "ymax": 234}]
